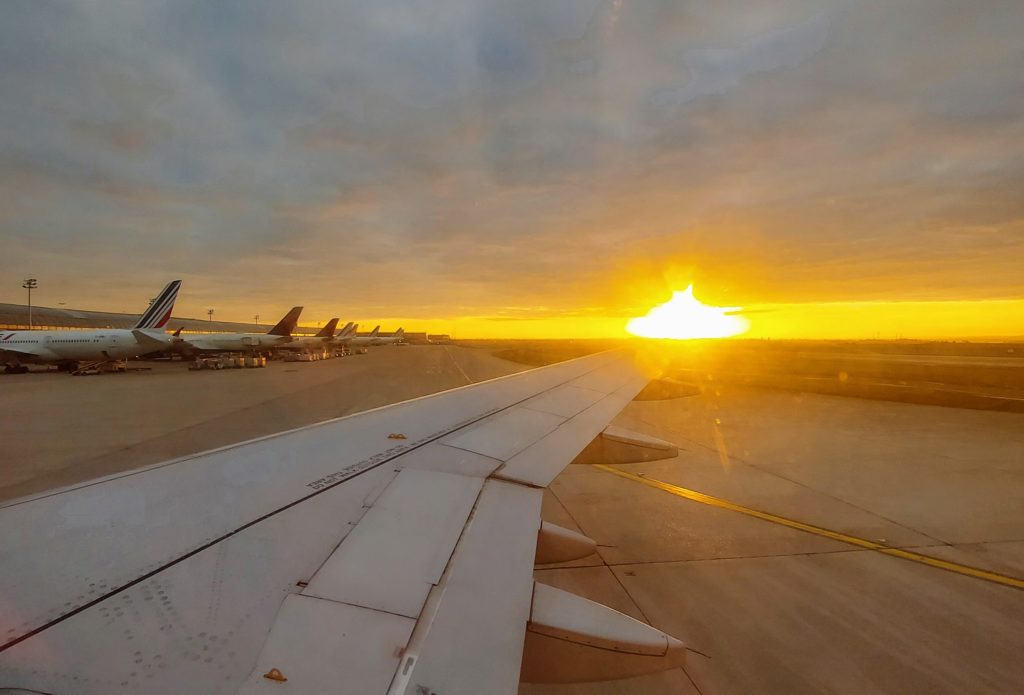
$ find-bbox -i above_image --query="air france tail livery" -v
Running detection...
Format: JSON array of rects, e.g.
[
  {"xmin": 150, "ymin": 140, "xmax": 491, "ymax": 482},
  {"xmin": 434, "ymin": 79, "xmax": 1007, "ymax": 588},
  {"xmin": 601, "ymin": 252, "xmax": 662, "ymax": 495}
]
[
  {"xmin": 0, "ymin": 280, "xmax": 181, "ymax": 373},
  {"xmin": 175, "ymin": 307, "xmax": 303, "ymax": 354}
]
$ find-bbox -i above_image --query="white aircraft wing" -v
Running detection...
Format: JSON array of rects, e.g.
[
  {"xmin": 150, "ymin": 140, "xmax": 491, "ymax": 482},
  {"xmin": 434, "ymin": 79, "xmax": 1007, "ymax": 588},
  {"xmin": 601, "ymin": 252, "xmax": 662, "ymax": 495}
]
[
  {"xmin": 0, "ymin": 350, "xmax": 685, "ymax": 694},
  {"xmin": 0, "ymin": 344, "xmax": 41, "ymax": 360}
]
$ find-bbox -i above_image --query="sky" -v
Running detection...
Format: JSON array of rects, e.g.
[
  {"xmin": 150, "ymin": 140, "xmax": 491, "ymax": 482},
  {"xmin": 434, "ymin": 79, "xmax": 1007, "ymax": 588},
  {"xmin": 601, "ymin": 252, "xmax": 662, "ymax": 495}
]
[{"xmin": 1, "ymin": 1, "xmax": 1022, "ymax": 338}]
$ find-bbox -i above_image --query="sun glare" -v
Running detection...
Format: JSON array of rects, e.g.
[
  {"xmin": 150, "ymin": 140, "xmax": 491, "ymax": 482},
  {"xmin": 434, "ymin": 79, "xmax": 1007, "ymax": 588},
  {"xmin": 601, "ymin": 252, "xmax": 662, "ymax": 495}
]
[{"xmin": 626, "ymin": 285, "xmax": 749, "ymax": 340}]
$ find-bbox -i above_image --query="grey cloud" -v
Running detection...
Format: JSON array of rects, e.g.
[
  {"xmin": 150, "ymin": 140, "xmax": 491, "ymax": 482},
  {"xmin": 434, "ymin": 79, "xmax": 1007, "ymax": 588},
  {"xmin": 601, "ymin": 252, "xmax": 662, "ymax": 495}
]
[
  {"xmin": 651, "ymin": 9, "xmax": 831, "ymax": 108},
  {"xmin": 1, "ymin": 0, "xmax": 1023, "ymax": 321}
]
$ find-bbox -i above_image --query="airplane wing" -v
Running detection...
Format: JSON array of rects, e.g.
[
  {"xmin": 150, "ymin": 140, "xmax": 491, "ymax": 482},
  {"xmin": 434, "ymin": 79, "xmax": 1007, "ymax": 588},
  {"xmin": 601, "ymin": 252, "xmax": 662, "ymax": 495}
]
[
  {"xmin": 0, "ymin": 346, "xmax": 38, "ymax": 360},
  {"xmin": 0, "ymin": 350, "xmax": 685, "ymax": 694},
  {"xmin": 132, "ymin": 329, "xmax": 173, "ymax": 351},
  {"xmin": 0, "ymin": 335, "xmax": 43, "ymax": 361}
]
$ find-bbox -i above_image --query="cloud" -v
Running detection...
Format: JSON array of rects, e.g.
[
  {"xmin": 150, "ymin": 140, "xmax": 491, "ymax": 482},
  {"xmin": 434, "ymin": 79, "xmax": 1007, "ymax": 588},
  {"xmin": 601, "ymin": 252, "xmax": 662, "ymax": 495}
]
[
  {"xmin": 650, "ymin": 9, "xmax": 831, "ymax": 108},
  {"xmin": 0, "ymin": 0, "xmax": 1022, "ymax": 326}
]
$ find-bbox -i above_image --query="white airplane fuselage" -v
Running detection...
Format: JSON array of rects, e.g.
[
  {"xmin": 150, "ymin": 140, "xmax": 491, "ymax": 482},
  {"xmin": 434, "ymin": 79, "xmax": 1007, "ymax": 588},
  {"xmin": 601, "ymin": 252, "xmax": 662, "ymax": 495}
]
[
  {"xmin": 0, "ymin": 329, "xmax": 171, "ymax": 364},
  {"xmin": 182, "ymin": 333, "xmax": 293, "ymax": 352},
  {"xmin": 278, "ymin": 335, "xmax": 333, "ymax": 351},
  {"xmin": 350, "ymin": 335, "xmax": 402, "ymax": 346}
]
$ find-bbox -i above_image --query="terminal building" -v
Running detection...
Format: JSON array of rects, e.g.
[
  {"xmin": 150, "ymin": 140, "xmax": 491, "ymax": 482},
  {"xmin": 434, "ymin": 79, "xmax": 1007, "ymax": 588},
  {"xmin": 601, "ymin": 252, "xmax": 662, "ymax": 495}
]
[
  {"xmin": 0, "ymin": 303, "xmax": 321, "ymax": 335},
  {"xmin": 0, "ymin": 303, "xmax": 423, "ymax": 341}
]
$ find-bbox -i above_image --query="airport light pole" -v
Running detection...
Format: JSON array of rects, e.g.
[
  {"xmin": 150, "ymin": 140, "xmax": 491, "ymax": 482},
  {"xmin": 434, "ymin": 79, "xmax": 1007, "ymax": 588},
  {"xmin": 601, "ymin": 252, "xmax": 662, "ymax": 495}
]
[
  {"xmin": 22, "ymin": 278, "xmax": 37, "ymax": 329},
  {"xmin": 207, "ymin": 309, "xmax": 214, "ymax": 324},
  {"xmin": 254, "ymin": 314, "xmax": 259, "ymax": 331}
]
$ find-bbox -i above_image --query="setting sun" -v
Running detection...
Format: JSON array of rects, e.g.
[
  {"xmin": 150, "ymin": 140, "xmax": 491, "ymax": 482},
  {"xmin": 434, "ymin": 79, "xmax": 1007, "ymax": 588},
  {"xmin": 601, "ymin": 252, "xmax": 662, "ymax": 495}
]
[{"xmin": 626, "ymin": 285, "xmax": 749, "ymax": 340}]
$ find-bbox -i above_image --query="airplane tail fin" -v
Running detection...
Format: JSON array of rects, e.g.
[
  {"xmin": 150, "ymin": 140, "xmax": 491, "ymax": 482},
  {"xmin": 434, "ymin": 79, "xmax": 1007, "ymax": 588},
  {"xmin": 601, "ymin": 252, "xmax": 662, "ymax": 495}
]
[
  {"xmin": 369, "ymin": 325, "xmax": 380, "ymax": 337},
  {"xmin": 133, "ymin": 280, "xmax": 182, "ymax": 330},
  {"xmin": 337, "ymin": 321, "xmax": 354, "ymax": 338},
  {"xmin": 267, "ymin": 307, "xmax": 303, "ymax": 336},
  {"xmin": 394, "ymin": 327, "xmax": 404, "ymax": 337},
  {"xmin": 172, "ymin": 327, "xmax": 183, "ymax": 338},
  {"xmin": 316, "ymin": 318, "xmax": 339, "ymax": 338}
]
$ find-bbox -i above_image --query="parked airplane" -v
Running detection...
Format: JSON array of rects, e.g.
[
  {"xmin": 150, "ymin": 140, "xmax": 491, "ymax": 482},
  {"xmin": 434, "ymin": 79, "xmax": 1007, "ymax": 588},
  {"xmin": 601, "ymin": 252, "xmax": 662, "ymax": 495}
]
[
  {"xmin": 175, "ymin": 307, "xmax": 303, "ymax": 354},
  {"xmin": 377, "ymin": 327, "xmax": 405, "ymax": 345},
  {"xmin": 347, "ymin": 324, "xmax": 381, "ymax": 347},
  {"xmin": 0, "ymin": 351, "xmax": 688, "ymax": 693},
  {"xmin": 326, "ymin": 321, "xmax": 357, "ymax": 347},
  {"xmin": 346, "ymin": 325, "xmax": 404, "ymax": 347},
  {"xmin": 0, "ymin": 280, "xmax": 181, "ymax": 373},
  {"xmin": 335, "ymin": 321, "xmax": 354, "ymax": 337},
  {"xmin": 277, "ymin": 318, "xmax": 342, "ymax": 352}
]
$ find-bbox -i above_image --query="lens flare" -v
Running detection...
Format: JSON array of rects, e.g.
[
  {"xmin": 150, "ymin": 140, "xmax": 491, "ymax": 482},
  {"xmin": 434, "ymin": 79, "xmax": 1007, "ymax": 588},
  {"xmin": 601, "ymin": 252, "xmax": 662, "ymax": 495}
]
[{"xmin": 626, "ymin": 285, "xmax": 749, "ymax": 340}]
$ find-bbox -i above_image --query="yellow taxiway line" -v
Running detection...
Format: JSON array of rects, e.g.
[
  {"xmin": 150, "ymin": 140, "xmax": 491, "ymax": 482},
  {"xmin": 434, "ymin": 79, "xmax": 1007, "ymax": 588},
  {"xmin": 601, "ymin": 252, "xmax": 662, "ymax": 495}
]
[{"xmin": 593, "ymin": 464, "xmax": 1024, "ymax": 591}]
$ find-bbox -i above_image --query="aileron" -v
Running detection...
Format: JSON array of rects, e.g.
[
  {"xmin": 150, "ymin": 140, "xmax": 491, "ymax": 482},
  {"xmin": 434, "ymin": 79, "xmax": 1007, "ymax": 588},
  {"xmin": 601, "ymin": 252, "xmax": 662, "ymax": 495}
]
[{"xmin": 238, "ymin": 595, "xmax": 414, "ymax": 694}]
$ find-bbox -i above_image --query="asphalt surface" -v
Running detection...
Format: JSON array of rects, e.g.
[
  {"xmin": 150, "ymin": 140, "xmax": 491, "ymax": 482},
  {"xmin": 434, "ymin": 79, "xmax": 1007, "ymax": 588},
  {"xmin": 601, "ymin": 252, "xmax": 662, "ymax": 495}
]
[
  {"xmin": 527, "ymin": 382, "xmax": 1024, "ymax": 695},
  {"xmin": 2, "ymin": 345, "xmax": 1021, "ymax": 694},
  {"xmin": 0, "ymin": 346, "xmax": 523, "ymax": 502}
]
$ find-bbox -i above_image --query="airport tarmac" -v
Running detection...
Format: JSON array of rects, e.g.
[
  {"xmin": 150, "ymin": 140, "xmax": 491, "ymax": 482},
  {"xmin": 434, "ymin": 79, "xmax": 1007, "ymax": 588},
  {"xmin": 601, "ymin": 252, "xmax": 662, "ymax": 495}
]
[
  {"xmin": 2, "ymin": 345, "xmax": 1022, "ymax": 694},
  {"xmin": 527, "ymin": 385, "xmax": 1024, "ymax": 695},
  {"xmin": 0, "ymin": 346, "xmax": 524, "ymax": 501}
]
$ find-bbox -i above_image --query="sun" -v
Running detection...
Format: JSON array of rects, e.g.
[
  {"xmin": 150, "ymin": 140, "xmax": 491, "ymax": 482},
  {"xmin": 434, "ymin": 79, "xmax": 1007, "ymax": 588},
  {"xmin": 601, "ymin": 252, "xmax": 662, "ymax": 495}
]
[{"xmin": 626, "ymin": 285, "xmax": 749, "ymax": 340}]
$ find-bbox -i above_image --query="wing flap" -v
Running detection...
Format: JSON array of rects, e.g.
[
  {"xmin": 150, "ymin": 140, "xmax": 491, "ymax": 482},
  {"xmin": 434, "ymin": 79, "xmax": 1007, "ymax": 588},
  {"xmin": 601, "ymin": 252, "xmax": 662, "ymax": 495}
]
[
  {"xmin": 237, "ymin": 594, "xmax": 414, "ymax": 694},
  {"xmin": 303, "ymin": 468, "xmax": 484, "ymax": 618},
  {"xmin": 390, "ymin": 479, "xmax": 542, "ymax": 695}
]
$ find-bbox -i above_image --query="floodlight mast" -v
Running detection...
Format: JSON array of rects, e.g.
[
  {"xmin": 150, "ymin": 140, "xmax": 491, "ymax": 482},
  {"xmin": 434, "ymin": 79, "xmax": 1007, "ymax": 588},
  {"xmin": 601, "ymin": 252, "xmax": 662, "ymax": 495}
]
[{"xmin": 21, "ymin": 278, "xmax": 37, "ymax": 329}]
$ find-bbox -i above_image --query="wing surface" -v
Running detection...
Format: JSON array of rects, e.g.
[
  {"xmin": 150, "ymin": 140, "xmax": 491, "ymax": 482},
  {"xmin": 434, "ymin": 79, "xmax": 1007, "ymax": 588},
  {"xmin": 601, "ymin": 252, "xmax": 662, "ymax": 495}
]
[
  {"xmin": 0, "ymin": 346, "xmax": 39, "ymax": 360},
  {"xmin": 0, "ymin": 350, "xmax": 652, "ymax": 694}
]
